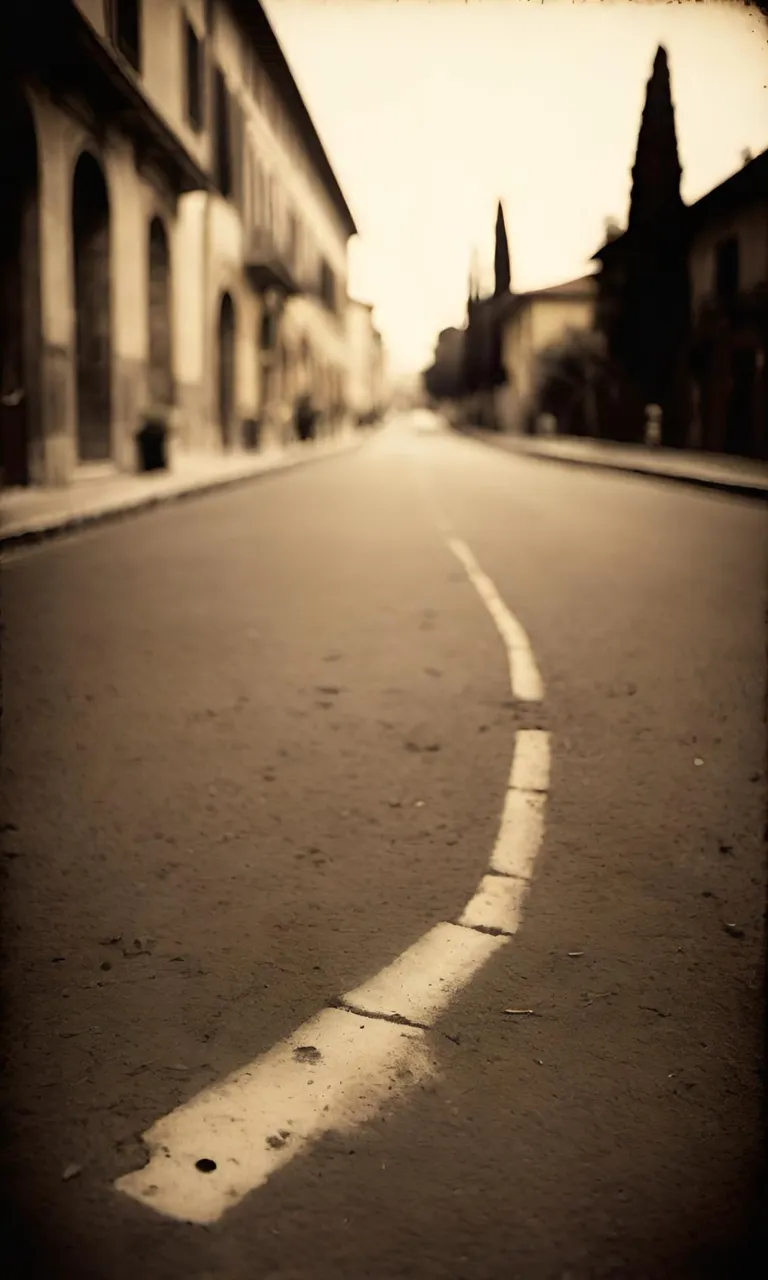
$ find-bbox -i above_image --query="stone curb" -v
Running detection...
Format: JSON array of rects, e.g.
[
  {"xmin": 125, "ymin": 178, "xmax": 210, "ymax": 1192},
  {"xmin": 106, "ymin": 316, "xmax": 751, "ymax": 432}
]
[
  {"xmin": 0, "ymin": 434, "xmax": 365, "ymax": 553},
  {"xmin": 463, "ymin": 430, "xmax": 768, "ymax": 503}
]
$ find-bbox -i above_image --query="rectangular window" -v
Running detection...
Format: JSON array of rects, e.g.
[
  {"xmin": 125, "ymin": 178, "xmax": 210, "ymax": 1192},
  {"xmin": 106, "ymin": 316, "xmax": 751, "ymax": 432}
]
[
  {"xmin": 287, "ymin": 210, "xmax": 298, "ymax": 269},
  {"xmin": 184, "ymin": 20, "xmax": 204, "ymax": 131},
  {"xmin": 113, "ymin": 0, "xmax": 141, "ymax": 72},
  {"xmin": 715, "ymin": 236, "xmax": 739, "ymax": 301},
  {"xmin": 213, "ymin": 66, "xmax": 232, "ymax": 197},
  {"xmin": 252, "ymin": 158, "xmax": 263, "ymax": 230},
  {"xmin": 230, "ymin": 95, "xmax": 245, "ymax": 211},
  {"xmin": 320, "ymin": 259, "xmax": 337, "ymax": 313}
]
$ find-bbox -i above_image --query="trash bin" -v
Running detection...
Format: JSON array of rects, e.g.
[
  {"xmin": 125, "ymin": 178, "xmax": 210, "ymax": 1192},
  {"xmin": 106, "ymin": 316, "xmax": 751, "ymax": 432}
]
[
  {"xmin": 242, "ymin": 418, "xmax": 261, "ymax": 451},
  {"xmin": 136, "ymin": 418, "xmax": 168, "ymax": 472}
]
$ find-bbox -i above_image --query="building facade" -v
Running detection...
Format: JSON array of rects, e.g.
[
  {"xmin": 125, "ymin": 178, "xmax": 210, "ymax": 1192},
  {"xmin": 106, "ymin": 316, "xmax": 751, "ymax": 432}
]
[
  {"xmin": 496, "ymin": 276, "xmax": 596, "ymax": 433},
  {"xmin": 0, "ymin": 0, "xmax": 357, "ymax": 489},
  {"xmin": 345, "ymin": 298, "xmax": 386, "ymax": 423},
  {"xmin": 687, "ymin": 148, "xmax": 768, "ymax": 459}
]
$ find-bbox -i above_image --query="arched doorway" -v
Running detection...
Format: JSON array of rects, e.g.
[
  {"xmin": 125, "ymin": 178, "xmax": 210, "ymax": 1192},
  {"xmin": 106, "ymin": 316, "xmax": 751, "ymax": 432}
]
[
  {"xmin": 147, "ymin": 217, "xmax": 173, "ymax": 407},
  {"xmin": 217, "ymin": 292, "xmax": 236, "ymax": 447},
  {"xmin": 73, "ymin": 152, "xmax": 112, "ymax": 461},
  {"xmin": 0, "ymin": 88, "xmax": 40, "ymax": 487}
]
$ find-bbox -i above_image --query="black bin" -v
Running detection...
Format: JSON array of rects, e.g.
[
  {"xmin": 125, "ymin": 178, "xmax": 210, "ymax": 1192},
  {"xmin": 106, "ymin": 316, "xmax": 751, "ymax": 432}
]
[
  {"xmin": 242, "ymin": 418, "xmax": 261, "ymax": 451},
  {"xmin": 136, "ymin": 419, "xmax": 168, "ymax": 472}
]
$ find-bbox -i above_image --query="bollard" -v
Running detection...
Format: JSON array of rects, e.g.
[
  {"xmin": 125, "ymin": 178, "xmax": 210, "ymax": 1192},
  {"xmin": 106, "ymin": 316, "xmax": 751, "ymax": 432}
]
[{"xmin": 644, "ymin": 404, "xmax": 662, "ymax": 448}]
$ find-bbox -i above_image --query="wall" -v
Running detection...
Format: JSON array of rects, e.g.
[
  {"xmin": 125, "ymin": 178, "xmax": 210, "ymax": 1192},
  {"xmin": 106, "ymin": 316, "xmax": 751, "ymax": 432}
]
[
  {"xmin": 213, "ymin": 0, "xmax": 351, "ymax": 420},
  {"xmin": 689, "ymin": 199, "xmax": 768, "ymax": 314},
  {"xmin": 345, "ymin": 300, "xmax": 375, "ymax": 417},
  {"xmin": 500, "ymin": 294, "xmax": 594, "ymax": 432},
  {"xmin": 75, "ymin": 0, "xmax": 108, "ymax": 36},
  {"xmin": 74, "ymin": 1, "xmax": 213, "ymax": 175},
  {"xmin": 27, "ymin": 77, "xmax": 192, "ymax": 482},
  {"xmin": 27, "ymin": 0, "xmax": 353, "ymax": 481}
]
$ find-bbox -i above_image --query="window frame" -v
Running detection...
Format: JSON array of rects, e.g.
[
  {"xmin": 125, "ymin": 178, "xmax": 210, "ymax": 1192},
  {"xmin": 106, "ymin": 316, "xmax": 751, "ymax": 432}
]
[{"xmin": 183, "ymin": 17, "xmax": 205, "ymax": 133}]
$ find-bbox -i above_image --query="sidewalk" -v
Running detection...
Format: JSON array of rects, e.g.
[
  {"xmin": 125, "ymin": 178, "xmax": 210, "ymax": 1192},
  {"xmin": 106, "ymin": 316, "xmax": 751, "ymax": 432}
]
[
  {"xmin": 0, "ymin": 430, "xmax": 363, "ymax": 551},
  {"xmin": 464, "ymin": 429, "xmax": 768, "ymax": 501}
]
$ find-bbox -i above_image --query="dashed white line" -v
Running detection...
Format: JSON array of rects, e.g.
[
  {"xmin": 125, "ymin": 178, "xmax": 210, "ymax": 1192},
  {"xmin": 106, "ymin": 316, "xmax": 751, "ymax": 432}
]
[
  {"xmin": 340, "ymin": 922, "xmax": 507, "ymax": 1026},
  {"xmin": 489, "ymin": 788, "xmax": 547, "ymax": 879},
  {"xmin": 509, "ymin": 729, "xmax": 551, "ymax": 792},
  {"xmin": 458, "ymin": 873, "xmax": 529, "ymax": 935},
  {"xmin": 445, "ymin": 536, "xmax": 544, "ymax": 703},
  {"xmin": 117, "ymin": 1009, "xmax": 435, "ymax": 1227},
  {"xmin": 115, "ymin": 534, "xmax": 552, "ymax": 1226}
]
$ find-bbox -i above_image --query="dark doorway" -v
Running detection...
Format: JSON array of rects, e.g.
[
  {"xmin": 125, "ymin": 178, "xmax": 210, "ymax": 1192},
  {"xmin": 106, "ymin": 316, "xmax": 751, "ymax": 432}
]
[
  {"xmin": 147, "ymin": 217, "xmax": 173, "ymax": 407},
  {"xmin": 0, "ymin": 88, "xmax": 40, "ymax": 487},
  {"xmin": 725, "ymin": 346, "xmax": 757, "ymax": 458},
  {"xmin": 73, "ymin": 152, "xmax": 112, "ymax": 462},
  {"xmin": 217, "ymin": 292, "xmax": 236, "ymax": 447}
]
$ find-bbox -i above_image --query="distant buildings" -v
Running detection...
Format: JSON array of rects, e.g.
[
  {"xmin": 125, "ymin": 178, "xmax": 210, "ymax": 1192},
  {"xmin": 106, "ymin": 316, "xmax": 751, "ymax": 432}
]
[
  {"xmin": 592, "ymin": 46, "xmax": 766, "ymax": 459},
  {"xmin": 686, "ymin": 148, "xmax": 768, "ymax": 458},
  {"xmin": 426, "ymin": 43, "xmax": 766, "ymax": 460},
  {"xmin": 0, "ymin": 0, "xmax": 379, "ymax": 491},
  {"xmin": 496, "ymin": 275, "xmax": 596, "ymax": 434},
  {"xmin": 345, "ymin": 299, "xmax": 387, "ymax": 423}
]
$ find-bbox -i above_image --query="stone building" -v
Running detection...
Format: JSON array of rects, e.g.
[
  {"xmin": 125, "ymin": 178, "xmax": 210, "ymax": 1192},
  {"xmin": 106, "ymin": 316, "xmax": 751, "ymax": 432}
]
[
  {"xmin": 496, "ymin": 275, "xmax": 596, "ymax": 433},
  {"xmin": 345, "ymin": 298, "xmax": 387, "ymax": 424},
  {"xmin": 687, "ymin": 147, "xmax": 768, "ymax": 459},
  {"xmin": 0, "ymin": 0, "xmax": 356, "ymax": 489}
]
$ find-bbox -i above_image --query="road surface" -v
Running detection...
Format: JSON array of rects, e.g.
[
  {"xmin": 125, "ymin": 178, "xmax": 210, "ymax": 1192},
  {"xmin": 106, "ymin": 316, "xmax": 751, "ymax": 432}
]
[{"xmin": 1, "ymin": 413, "xmax": 765, "ymax": 1279}]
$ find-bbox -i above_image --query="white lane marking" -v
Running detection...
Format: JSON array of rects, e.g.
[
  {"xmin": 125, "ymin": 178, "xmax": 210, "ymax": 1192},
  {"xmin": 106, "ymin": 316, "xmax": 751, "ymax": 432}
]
[
  {"xmin": 458, "ymin": 874, "xmax": 529, "ymax": 935},
  {"xmin": 509, "ymin": 729, "xmax": 551, "ymax": 792},
  {"xmin": 489, "ymin": 789, "xmax": 547, "ymax": 879},
  {"xmin": 115, "ymin": 529, "xmax": 552, "ymax": 1224},
  {"xmin": 340, "ymin": 922, "xmax": 507, "ymax": 1026},
  {"xmin": 446, "ymin": 536, "xmax": 544, "ymax": 703},
  {"xmin": 116, "ymin": 1008, "xmax": 434, "ymax": 1226},
  {"xmin": 459, "ymin": 732, "xmax": 551, "ymax": 932}
]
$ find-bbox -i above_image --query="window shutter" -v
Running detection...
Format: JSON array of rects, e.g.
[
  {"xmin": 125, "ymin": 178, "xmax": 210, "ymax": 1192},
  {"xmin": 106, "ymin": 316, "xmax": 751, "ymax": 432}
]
[{"xmin": 229, "ymin": 93, "xmax": 243, "ymax": 209}]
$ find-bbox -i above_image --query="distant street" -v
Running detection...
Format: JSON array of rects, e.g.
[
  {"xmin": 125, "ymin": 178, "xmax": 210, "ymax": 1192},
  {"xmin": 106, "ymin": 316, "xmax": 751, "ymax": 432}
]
[{"xmin": 2, "ymin": 413, "xmax": 766, "ymax": 1280}]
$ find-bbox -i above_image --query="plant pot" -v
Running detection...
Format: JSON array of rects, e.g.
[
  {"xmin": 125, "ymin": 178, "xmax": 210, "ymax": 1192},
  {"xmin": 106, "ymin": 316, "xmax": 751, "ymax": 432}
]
[{"xmin": 136, "ymin": 418, "xmax": 169, "ymax": 473}]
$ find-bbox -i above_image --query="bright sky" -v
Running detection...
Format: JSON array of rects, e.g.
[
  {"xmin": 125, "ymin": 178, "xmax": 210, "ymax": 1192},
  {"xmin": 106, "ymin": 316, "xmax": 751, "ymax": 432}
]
[{"xmin": 263, "ymin": 0, "xmax": 768, "ymax": 375}]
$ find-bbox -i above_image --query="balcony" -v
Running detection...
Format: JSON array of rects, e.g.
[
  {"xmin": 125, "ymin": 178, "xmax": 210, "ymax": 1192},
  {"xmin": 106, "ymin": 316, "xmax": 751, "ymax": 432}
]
[{"xmin": 244, "ymin": 227, "xmax": 300, "ymax": 298}]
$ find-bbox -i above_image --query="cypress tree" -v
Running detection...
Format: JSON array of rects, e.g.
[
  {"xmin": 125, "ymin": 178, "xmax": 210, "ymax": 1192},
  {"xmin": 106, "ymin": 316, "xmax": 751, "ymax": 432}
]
[
  {"xmin": 615, "ymin": 45, "xmax": 690, "ymax": 441},
  {"xmin": 494, "ymin": 200, "xmax": 511, "ymax": 297}
]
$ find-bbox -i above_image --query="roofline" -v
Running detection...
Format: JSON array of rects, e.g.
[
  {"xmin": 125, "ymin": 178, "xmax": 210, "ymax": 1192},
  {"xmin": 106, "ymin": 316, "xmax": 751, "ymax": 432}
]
[
  {"xmin": 686, "ymin": 145, "xmax": 768, "ymax": 229},
  {"xmin": 593, "ymin": 146, "xmax": 768, "ymax": 258},
  {"xmin": 503, "ymin": 277, "xmax": 597, "ymax": 314},
  {"xmin": 229, "ymin": 1, "xmax": 358, "ymax": 238}
]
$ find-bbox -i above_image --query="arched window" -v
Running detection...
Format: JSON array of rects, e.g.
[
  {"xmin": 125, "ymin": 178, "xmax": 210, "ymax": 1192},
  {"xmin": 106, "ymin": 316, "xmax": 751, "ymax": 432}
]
[
  {"xmin": 72, "ymin": 152, "xmax": 112, "ymax": 461},
  {"xmin": 147, "ymin": 217, "xmax": 173, "ymax": 407}
]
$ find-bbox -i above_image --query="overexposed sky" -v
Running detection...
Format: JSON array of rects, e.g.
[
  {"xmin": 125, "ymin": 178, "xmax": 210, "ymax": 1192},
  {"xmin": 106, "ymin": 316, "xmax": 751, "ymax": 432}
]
[{"xmin": 264, "ymin": 0, "xmax": 768, "ymax": 375}]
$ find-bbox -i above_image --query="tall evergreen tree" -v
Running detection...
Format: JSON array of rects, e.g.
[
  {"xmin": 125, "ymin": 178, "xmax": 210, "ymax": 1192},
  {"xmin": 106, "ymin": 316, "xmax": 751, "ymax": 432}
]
[
  {"xmin": 609, "ymin": 45, "xmax": 691, "ymax": 442},
  {"xmin": 627, "ymin": 46, "xmax": 684, "ymax": 235},
  {"xmin": 494, "ymin": 201, "xmax": 511, "ymax": 297}
]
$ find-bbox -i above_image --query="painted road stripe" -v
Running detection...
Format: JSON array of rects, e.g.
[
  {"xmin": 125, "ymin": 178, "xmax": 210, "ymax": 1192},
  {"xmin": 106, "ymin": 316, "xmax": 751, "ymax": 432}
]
[
  {"xmin": 116, "ymin": 1008, "xmax": 434, "ymax": 1226},
  {"xmin": 489, "ymin": 789, "xmax": 547, "ymax": 880},
  {"xmin": 509, "ymin": 729, "xmax": 551, "ymax": 793},
  {"xmin": 340, "ymin": 922, "xmax": 507, "ymax": 1026},
  {"xmin": 458, "ymin": 873, "xmax": 529, "ymax": 935},
  {"xmin": 115, "ymin": 531, "xmax": 552, "ymax": 1225},
  {"xmin": 445, "ymin": 536, "xmax": 544, "ymax": 703}
]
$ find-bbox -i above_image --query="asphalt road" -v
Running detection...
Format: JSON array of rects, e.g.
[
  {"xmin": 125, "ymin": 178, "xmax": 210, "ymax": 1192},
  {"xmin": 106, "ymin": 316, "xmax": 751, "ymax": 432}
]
[{"xmin": 1, "ymin": 412, "xmax": 766, "ymax": 1279}]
